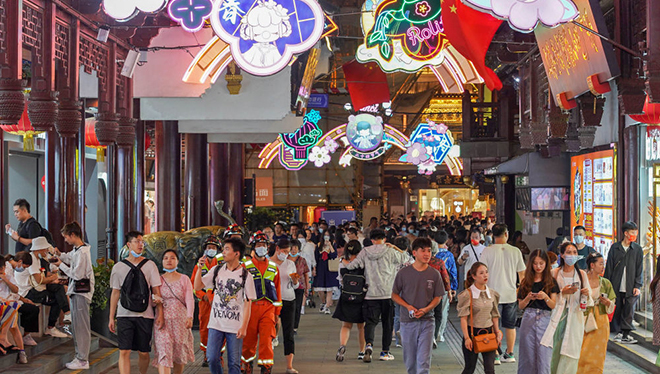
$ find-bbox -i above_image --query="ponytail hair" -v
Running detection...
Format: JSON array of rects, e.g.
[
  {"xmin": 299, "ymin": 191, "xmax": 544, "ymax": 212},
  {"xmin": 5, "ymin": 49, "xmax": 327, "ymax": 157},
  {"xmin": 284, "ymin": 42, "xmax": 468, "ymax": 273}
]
[{"xmin": 465, "ymin": 261, "xmax": 487, "ymax": 289}]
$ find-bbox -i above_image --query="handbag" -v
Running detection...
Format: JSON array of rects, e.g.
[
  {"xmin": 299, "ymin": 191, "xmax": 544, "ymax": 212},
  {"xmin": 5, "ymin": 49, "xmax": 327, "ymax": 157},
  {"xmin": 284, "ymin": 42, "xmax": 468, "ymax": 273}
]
[
  {"xmin": 74, "ymin": 278, "xmax": 91, "ymax": 293},
  {"xmin": 585, "ymin": 310, "xmax": 598, "ymax": 333},
  {"xmin": 327, "ymin": 258, "xmax": 340, "ymax": 272},
  {"xmin": 469, "ymin": 295, "xmax": 499, "ymax": 353}
]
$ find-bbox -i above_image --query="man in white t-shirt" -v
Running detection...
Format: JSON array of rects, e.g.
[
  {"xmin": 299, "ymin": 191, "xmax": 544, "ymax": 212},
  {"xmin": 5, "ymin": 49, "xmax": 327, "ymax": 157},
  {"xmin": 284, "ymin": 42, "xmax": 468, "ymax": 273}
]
[
  {"xmin": 195, "ymin": 237, "xmax": 255, "ymax": 374},
  {"xmin": 458, "ymin": 228, "xmax": 486, "ymax": 280},
  {"xmin": 271, "ymin": 239, "xmax": 299, "ymax": 374},
  {"xmin": 479, "ymin": 224, "xmax": 525, "ymax": 365},
  {"xmin": 109, "ymin": 231, "xmax": 164, "ymax": 374}
]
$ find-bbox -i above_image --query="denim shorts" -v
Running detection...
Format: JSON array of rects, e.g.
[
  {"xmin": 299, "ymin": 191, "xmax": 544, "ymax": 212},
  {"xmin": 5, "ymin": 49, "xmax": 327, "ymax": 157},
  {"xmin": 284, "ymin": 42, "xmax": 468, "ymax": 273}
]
[{"xmin": 498, "ymin": 302, "xmax": 518, "ymax": 329}]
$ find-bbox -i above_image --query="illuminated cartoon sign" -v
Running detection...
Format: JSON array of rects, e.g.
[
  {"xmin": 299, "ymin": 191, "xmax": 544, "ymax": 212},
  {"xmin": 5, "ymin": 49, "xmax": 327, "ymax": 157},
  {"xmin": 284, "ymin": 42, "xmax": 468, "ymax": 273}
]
[
  {"xmin": 400, "ymin": 121, "xmax": 457, "ymax": 175},
  {"xmin": 210, "ymin": 0, "xmax": 325, "ymax": 76},
  {"xmin": 463, "ymin": 0, "xmax": 578, "ymax": 33},
  {"xmin": 102, "ymin": 0, "xmax": 167, "ymax": 22},
  {"xmin": 169, "ymin": 0, "xmax": 214, "ymax": 32},
  {"xmin": 347, "ymin": 114, "xmax": 384, "ymax": 152},
  {"xmin": 356, "ymin": 0, "xmax": 449, "ymax": 73},
  {"xmin": 258, "ymin": 110, "xmax": 323, "ymax": 171}
]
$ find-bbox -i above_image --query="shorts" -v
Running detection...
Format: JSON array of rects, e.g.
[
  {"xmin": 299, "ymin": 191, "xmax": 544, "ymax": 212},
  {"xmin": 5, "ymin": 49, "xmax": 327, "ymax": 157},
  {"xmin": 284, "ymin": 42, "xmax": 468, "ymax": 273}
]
[
  {"xmin": 117, "ymin": 317, "xmax": 154, "ymax": 352},
  {"xmin": 498, "ymin": 302, "xmax": 518, "ymax": 330}
]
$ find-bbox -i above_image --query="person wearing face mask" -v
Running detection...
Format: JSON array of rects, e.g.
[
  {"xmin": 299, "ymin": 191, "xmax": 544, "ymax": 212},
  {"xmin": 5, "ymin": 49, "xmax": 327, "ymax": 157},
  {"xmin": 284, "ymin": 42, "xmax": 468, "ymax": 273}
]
[
  {"xmin": 152, "ymin": 249, "xmax": 195, "ymax": 374},
  {"xmin": 271, "ymin": 239, "xmax": 300, "ymax": 374},
  {"xmin": 458, "ymin": 228, "xmax": 486, "ymax": 282},
  {"xmin": 572, "ymin": 226, "xmax": 595, "ymax": 270},
  {"xmin": 432, "ymin": 230, "xmax": 457, "ymax": 346},
  {"xmin": 604, "ymin": 221, "xmax": 643, "ymax": 344},
  {"xmin": 190, "ymin": 235, "xmax": 223, "ymax": 367},
  {"xmin": 241, "ymin": 231, "xmax": 282, "ymax": 374},
  {"xmin": 541, "ymin": 242, "xmax": 591, "ymax": 374},
  {"xmin": 5, "ymin": 253, "xmax": 40, "ymax": 348},
  {"xmin": 313, "ymin": 233, "xmax": 339, "ymax": 314},
  {"xmin": 289, "ymin": 240, "xmax": 309, "ymax": 330}
]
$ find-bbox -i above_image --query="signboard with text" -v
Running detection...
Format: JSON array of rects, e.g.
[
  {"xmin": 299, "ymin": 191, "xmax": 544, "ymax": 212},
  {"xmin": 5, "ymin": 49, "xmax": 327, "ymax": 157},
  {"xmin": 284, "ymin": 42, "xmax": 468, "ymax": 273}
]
[
  {"xmin": 570, "ymin": 148, "xmax": 616, "ymax": 258},
  {"xmin": 255, "ymin": 177, "xmax": 274, "ymax": 207}
]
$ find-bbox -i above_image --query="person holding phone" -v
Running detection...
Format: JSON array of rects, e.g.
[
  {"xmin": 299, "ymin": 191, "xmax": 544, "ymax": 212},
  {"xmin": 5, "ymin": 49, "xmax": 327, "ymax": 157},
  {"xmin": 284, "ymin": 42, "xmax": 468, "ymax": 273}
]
[
  {"xmin": 271, "ymin": 239, "xmax": 300, "ymax": 374},
  {"xmin": 517, "ymin": 250, "xmax": 559, "ymax": 374},
  {"xmin": 541, "ymin": 242, "xmax": 591, "ymax": 374},
  {"xmin": 577, "ymin": 252, "xmax": 615, "ymax": 373}
]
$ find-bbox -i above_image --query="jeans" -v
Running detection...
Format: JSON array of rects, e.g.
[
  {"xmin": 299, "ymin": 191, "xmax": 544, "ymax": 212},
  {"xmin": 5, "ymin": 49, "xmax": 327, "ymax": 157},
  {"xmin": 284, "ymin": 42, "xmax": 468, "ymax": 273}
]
[
  {"xmin": 433, "ymin": 294, "xmax": 450, "ymax": 340},
  {"xmin": 612, "ymin": 292, "xmax": 638, "ymax": 335},
  {"xmin": 363, "ymin": 299, "xmax": 394, "ymax": 352},
  {"xmin": 294, "ymin": 289, "xmax": 305, "ymax": 329},
  {"xmin": 462, "ymin": 327, "xmax": 496, "ymax": 374},
  {"xmin": 281, "ymin": 300, "xmax": 296, "ymax": 355},
  {"xmin": 208, "ymin": 328, "xmax": 243, "ymax": 374},
  {"xmin": 394, "ymin": 304, "xmax": 401, "ymax": 346},
  {"xmin": 517, "ymin": 308, "xmax": 552, "ymax": 374},
  {"xmin": 400, "ymin": 320, "xmax": 434, "ymax": 374}
]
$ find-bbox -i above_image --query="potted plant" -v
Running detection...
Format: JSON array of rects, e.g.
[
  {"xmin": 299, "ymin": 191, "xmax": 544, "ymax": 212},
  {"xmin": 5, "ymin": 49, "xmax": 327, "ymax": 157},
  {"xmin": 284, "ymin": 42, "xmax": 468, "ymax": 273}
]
[{"xmin": 90, "ymin": 258, "xmax": 114, "ymax": 338}]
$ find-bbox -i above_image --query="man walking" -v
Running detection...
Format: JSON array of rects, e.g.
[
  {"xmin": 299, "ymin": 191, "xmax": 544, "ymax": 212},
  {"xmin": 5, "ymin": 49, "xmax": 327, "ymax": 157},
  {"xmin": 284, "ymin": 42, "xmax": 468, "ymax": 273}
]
[
  {"xmin": 346, "ymin": 229, "xmax": 409, "ymax": 362},
  {"xmin": 604, "ymin": 221, "xmax": 643, "ymax": 344},
  {"xmin": 479, "ymin": 224, "xmax": 525, "ymax": 364},
  {"xmin": 392, "ymin": 237, "xmax": 444, "ymax": 374},
  {"xmin": 109, "ymin": 231, "xmax": 164, "ymax": 374},
  {"xmin": 52, "ymin": 222, "xmax": 95, "ymax": 370},
  {"xmin": 573, "ymin": 225, "xmax": 596, "ymax": 270}
]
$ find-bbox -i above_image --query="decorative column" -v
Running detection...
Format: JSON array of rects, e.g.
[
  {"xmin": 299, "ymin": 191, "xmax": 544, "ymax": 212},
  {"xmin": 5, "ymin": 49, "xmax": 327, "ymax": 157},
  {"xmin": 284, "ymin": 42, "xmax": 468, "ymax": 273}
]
[
  {"xmin": 116, "ymin": 112, "xmax": 136, "ymax": 249},
  {"xmin": 228, "ymin": 143, "xmax": 245, "ymax": 225},
  {"xmin": 155, "ymin": 121, "xmax": 181, "ymax": 232},
  {"xmin": 134, "ymin": 119, "xmax": 145, "ymax": 233},
  {"xmin": 209, "ymin": 143, "xmax": 230, "ymax": 225},
  {"xmin": 184, "ymin": 134, "xmax": 208, "ymax": 230}
]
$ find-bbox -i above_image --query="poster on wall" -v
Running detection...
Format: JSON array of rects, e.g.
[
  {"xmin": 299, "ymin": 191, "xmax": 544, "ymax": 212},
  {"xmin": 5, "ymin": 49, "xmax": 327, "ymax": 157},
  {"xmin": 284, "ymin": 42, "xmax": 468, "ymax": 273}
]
[
  {"xmin": 255, "ymin": 177, "xmax": 274, "ymax": 207},
  {"xmin": 570, "ymin": 148, "xmax": 616, "ymax": 257}
]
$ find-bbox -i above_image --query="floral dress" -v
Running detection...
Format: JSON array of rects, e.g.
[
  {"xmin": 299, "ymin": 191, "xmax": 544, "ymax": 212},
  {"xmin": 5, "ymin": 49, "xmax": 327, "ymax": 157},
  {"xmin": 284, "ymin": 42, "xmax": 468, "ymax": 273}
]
[{"xmin": 152, "ymin": 274, "xmax": 195, "ymax": 368}]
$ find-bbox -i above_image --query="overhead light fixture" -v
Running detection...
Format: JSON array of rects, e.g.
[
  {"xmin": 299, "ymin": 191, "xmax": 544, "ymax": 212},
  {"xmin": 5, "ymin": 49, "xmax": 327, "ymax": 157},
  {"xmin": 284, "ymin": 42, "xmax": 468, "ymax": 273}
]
[
  {"xmin": 139, "ymin": 49, "xmax": 148, "ymax": 63},
  {"xmin": 97, "ymin": 26, "xmax": 110, "ymax": 42},
  {"xmin": 121, "ymin": 50, "xmax": 140, "ymax": 78},
  {"xmin": 344, "ymin": 103, "xmax": 352, "ymax": 111}
]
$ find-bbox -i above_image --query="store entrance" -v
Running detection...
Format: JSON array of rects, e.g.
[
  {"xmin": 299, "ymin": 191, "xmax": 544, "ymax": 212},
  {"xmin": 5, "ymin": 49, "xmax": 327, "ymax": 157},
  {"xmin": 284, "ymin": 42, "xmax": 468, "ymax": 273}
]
[{"xmin": 417, "ymin": 188, "xmax": 485, "ymax": 217}]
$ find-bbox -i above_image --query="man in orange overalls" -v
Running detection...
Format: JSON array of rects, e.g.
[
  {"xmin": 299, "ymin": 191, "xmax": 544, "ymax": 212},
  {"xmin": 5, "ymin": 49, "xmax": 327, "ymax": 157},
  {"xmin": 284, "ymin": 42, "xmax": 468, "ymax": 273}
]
[
  {"xmin": 192, "ymin": 235, "xmax": 222, "ymax": 367},
  {"xmin": 242, "ymin": 231, "xmax": 282, "ymax": 374}
]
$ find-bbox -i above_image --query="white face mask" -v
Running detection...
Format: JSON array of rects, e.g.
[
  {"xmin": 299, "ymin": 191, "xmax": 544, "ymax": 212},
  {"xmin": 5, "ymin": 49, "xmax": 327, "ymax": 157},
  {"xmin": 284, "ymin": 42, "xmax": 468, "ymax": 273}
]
[
  {"xmin": 255, "ymin": 246, "xmax": 268, "ymax": 258},
  {"xmin": 277, "ymin": 252, "xmax": 288, "ymax": 261}
]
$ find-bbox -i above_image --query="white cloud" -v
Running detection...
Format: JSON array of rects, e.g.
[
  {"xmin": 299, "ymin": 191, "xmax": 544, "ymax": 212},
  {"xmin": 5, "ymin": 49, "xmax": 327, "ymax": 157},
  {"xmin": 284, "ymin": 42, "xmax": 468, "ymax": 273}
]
[{"xmin": 103, "ymin": 0, "xmax": 167, "ymax": 22}]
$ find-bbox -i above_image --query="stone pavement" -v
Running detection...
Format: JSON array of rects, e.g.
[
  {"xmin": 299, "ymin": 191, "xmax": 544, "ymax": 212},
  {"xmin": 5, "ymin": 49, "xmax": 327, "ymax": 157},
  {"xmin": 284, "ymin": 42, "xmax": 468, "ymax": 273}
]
[{"xmin": 105, "ymin": 304, "xmax": 647, "ymax": 374}]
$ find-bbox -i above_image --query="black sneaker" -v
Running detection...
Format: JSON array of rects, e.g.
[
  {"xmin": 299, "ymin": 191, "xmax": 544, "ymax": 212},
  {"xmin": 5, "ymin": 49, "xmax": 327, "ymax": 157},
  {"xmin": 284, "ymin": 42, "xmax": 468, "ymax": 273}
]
[
  {"xmin": 358, "ymin": 351, "xmax": 365, "ymax": 360},
  {"xmin": 202, "ymin": 358, "xmax": 209, "ymax": 367},
  {"xmin": 363, "ymin": 345, "xmax": 373, "ymax": 363},
  {"xmin": 336, "ymin": 345, "xmax": 346, "ymax": 362},
  {"xmin": 620, "ymin": 336, "xmax": 638, "ymax": 344}
]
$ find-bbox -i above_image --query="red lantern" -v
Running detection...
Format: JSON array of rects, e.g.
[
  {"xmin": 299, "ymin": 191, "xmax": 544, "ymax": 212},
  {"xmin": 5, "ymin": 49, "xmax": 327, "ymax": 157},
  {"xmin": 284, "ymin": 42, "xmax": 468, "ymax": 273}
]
[
  {"xmin": 0, "ymin": 104, "xmax": 44, "ymax": 151},
  {"xmin": 85, "ymin": 117, "xmax": 106, "ymax": 161},
  {"xmin": 629, "ymin": 95, "xmax": 660, "ymax": 124}
]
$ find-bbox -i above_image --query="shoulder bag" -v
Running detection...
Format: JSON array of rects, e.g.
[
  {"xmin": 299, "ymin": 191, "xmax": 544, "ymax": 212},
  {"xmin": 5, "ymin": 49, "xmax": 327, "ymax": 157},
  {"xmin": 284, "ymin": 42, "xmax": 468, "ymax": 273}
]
[{"xmin": 469, "ymin": 294, "xmax": 499, "ymax": 353}]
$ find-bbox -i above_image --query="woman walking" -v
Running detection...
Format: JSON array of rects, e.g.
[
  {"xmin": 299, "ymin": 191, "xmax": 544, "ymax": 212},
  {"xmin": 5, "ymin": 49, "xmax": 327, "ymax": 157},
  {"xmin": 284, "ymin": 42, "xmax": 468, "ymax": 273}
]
[
  {"xmin": 313, "ymin": 233, "xmax": 339, "ymax": 314},
  {"xmin": 457, "ymin": 262, "xmax": 502, "ymax": 374},
  {"xmin": 272, "ymin": 240, "xmax": 300, "ymax": 374},
  {"xmin": 517, "ymin": 250, "xmax": 558, "ymax": 374},
  {"xmin": 541, "ymin": 242, "xmax": 591, "ymax": 374},
  {"xmin": 290, "ymin": 240, "xmax": 309, "ymax": 333},
  {"xmin": 577, "ymin": 252, "xmax": 615, "ymax": 373},
  {"xmin": 152, "ymin": 249, "xmax": 195, "ymax": 374},
  {"xmin": 333, "ymin": 240, "xmax": 366, "ymax": 362}
]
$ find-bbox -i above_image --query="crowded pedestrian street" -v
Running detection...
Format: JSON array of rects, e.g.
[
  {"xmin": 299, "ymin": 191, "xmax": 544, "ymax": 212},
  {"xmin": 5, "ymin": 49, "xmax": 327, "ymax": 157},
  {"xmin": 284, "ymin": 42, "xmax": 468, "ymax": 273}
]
[{"xmin": 2, "ymin": 0, "xmax": 660, "ymax": 374}]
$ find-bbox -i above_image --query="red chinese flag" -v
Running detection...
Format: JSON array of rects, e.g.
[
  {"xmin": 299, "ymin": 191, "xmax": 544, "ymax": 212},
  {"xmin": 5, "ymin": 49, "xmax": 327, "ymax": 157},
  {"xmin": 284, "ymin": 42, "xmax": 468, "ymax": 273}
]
[
  {"xmin": 442, "ymin": 0, "xmax": 503, "ymax": 91},
  {"xmin": 342, "ymin": 60, "xmax": 391, "ymax": 110}
]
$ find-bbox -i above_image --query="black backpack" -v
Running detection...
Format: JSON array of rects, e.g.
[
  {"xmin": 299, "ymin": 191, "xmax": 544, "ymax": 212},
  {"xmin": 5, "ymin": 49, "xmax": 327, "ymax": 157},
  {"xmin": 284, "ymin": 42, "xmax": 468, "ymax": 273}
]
[
  {"xmin": 341, "ymin": 268, "xmax": 368, "ymax": 303},
  {"xmin": 27, "ymin": 219, "xmax": 55, "ymax": 246},
  {"xmin": 120, "ymin": 259, "xmax": 151, "ymax": 313}
]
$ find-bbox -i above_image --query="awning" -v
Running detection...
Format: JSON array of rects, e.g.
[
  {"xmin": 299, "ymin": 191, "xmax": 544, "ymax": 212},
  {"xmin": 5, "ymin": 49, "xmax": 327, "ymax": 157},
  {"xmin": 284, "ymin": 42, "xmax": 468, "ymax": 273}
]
[{"xmin": 485, "ymin": 152, "xmax": 570, "ymax": 187}]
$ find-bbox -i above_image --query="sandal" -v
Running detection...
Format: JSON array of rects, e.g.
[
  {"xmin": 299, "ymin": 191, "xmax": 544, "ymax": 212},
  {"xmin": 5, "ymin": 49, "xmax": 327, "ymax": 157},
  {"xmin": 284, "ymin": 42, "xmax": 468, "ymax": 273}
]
[{"xmin": 0, "ymin": 345, "xmax": 20, "ymax": 353}]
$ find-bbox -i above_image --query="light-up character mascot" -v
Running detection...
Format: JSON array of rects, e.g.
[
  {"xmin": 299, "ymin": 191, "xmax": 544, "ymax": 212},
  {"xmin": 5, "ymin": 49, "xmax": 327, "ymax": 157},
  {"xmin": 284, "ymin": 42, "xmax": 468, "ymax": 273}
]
[
  {"xmin": 350, "ymin": 115, "xmax": 382, "ymax": 151},
  {"xmin": 239, "ymin": 0, "xmax": 292, "ymax": 67}
]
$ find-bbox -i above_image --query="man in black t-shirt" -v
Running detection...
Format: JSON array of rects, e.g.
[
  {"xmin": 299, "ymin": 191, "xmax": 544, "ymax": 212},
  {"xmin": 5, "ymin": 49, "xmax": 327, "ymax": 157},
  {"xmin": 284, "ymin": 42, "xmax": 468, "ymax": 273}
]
[{"xmin": 5, "ymin": 199, "xmax": 41, "ymax": 252}]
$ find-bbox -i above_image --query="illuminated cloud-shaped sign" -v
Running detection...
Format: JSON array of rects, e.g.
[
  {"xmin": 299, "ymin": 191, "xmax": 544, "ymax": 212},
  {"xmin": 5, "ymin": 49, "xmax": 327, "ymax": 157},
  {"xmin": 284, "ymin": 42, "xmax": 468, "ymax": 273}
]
[
  {"xmin": 102, "ymin": 0, "xmax": 167, "ymax": 22},
  {"xmin": 356, "ymin": 0, "xmax": 448, "ymax": 73},
  {"xmin": 169, "ymin": 0, "xmax": 214, "ymax": 32},
  {"xmin": 463, "ymin": 0, "xmax": 579, "ymax": 33},
  {"xmin": 210, "ymin": 0, "xmax": 325, "ymax": 76}
]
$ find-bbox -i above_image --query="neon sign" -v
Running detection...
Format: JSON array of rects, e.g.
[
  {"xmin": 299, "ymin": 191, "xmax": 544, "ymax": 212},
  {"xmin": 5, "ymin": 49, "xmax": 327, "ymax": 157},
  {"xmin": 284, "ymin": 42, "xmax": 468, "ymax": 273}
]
[
  {"xmin": 356, "ymin": 0, "xmax": 448, "ymax": 73},
  {"xmin": 400, "ymin": 121, "xmax": 455, "ymax": 175},
  {"xmin": 210, "ymin": 0, "xmax": 325, "ymax": 76},
  {"xmin": 168, "ymin": 0, "xmax": 214, "ymax": 32},
  {"xmin": 102, "ymin": 0, "xmax": 167, "ymax": 22},
  {"xmin": 463, "ymin": 0, "xmax": 579, "ymax": 33}
]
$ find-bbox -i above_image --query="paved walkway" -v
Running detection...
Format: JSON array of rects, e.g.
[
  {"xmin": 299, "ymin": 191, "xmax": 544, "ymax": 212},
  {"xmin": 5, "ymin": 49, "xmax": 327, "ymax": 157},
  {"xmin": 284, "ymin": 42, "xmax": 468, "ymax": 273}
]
[{"xmin": 106, "ymin": 304, "xmax": 647, "ymax": 374}]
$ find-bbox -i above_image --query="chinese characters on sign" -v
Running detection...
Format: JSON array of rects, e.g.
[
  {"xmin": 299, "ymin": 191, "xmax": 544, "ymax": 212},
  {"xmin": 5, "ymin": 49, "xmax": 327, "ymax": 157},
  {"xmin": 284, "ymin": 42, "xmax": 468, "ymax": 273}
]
[{"xmin": 255, "ymin": 177, "xmax": 274, "ymax": 206}]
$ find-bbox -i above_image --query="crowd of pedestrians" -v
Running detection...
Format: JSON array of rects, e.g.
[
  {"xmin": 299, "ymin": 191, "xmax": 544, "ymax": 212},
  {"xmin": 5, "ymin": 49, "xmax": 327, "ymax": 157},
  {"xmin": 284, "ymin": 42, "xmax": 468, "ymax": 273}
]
[{"xmin": 2, "ymin": 195, "xmax": 656, "ymax": 374}]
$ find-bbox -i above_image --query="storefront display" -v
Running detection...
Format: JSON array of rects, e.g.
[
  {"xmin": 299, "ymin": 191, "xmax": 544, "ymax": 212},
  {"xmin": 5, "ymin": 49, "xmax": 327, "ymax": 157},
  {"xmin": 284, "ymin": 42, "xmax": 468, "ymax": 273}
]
[{"xmin": 570, "ymin": 148, "xmax": 616, "ymax": 257}]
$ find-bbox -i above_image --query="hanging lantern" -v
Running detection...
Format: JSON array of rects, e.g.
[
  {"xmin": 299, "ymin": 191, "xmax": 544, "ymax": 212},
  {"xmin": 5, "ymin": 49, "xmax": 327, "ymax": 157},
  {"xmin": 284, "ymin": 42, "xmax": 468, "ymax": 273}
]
[
  {"xmin": 629, "ymin": 95, "xmax": 660, "ymax": 124},
  {"xmin": 85, "ymin": 117, "xmax": 106, "ymax": 161},
  {"xmin": 0, "ymin": 104, "xmax": 44, "ymax": 151}
]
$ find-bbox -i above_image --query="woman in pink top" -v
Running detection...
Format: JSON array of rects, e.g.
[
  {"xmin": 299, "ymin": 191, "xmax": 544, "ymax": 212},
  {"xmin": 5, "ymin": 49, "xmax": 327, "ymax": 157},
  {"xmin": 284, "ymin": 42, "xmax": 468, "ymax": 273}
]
[{"xmin": 152, "ymin": 249, "xmax": 195, "ymax": 374}]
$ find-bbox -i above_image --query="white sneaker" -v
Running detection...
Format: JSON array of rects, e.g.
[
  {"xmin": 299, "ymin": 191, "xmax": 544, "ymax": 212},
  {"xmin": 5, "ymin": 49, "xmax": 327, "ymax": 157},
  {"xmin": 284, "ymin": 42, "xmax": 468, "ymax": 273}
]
[
  {"xmin": 300, "ymin": 305, "xmax": 305, "ymax": 315},
  {"xmin": 614, "ymin": 333, "xmax": 623, "ymax": 342},
  {"xmin": 46, "ymin": 327, "xmax": 69, "ymax": 338},
  {"xmin": 66, "ymin": 358, "xmax": 89, "ymax": 370},
  {"xmin": 63, "ymin": 313, "xmax": 72, "ymax": 324},
  {"xmin": 273, "ymin": 337, "xmax": 279, "ymax": 347},
  {"xmin": 439, "ymin": 335, "xmax": 445, "ymax": 343},
  {"xmin": 22, "ymin": 334, "xmax": 37, "ymax": 346}
]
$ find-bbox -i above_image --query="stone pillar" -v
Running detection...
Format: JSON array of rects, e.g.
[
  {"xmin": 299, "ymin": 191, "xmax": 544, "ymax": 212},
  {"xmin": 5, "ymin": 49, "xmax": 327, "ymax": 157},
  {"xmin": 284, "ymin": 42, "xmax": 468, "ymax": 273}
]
[
  {"xmin": 116, "ymin": 117, "xmax": 136, "ymax": 249},
  {"xmin": 228, "ymin": 143, "xmax": 245, "ymax": 225},
  {"xmin": 0, "ymin": 132, "xmax": 5, "ymax": 255},
  {"xmin": 155, "ymin": 121, "xmax": 181, "ymax": 232},
  {"xmin": 209, "ymin": 143, "xmax": 230, "ymax": 225},
  {"xmin": 134, "ymin": 120, "xmax": 145, "ymax": 233},
  {"xmin": 45, "ymin": 128, "xmax": 62, "ymax": 248},
  {"xmin": 184, "ymin": 133, "xmax": 208, "ymax": 230}
]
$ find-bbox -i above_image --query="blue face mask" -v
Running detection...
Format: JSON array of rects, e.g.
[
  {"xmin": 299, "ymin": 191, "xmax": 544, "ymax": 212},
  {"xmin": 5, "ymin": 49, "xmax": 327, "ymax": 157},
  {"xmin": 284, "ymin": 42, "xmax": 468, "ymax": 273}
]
[
  {"xmin": 289, "ymin": 252, "xmax": 300, "ymax": 258},
  {"xmin": 163, "ymin": 267, "xmax": 177, "ymax": 273},
  {"xmin": 130, "ymin": 250, "xmax": 143, "ymax": 258},
  {"xmin": 563, "ymin": 255, "xmax": 583, "ymax": 267},
  {"xmin": 551, "ymin": 263, "xmax": 559, "ymax": 269},
  {"xmin": 14, "ymin": 266, "xmax": 25, "ymax": 273}
]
